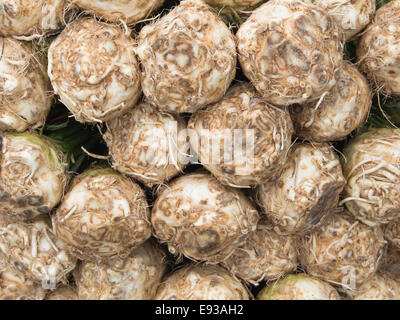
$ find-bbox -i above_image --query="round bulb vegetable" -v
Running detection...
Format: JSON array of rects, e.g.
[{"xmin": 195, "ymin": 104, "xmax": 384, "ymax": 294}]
[
  {"xmin": 299, "ymin": 211, "xmax": 386, "ymax": 290},
  {"xmin": 352, "ymin": 273, "xmax": 400, "ymax": 300},
  {"xmin": 290, "ymin": 62, "xmax": 372, "ymax": 142},
  {"xmin": 48, "ymin": 18, "xmax": 141, "ymax": 123},
  {"xmin": 188, "ymin": 82, "xmax": 294, "ymax": 187},
  {"xmin": 151, "ymin": 172, "xmax": 259, "ymax": 263},
  {"xmin": 45, "ymin": 285, "xmax": 79, "ymax": 300},
  {"xmin": 385, "ymin": 219, "xmax": 400, "ymax": 249},
  {"xmin": 75, "ymin": 240, "xmax": 166, "ymax": 300},
  {"xmin": 342, "ymin": 128, "xmax": 400, "ymax": 226},
  {"xmin": 257, "ymin": 273, "xmax": 340, "ymax": 300},
  {"xmin": 236, "ymin": 0, "xmax": 343, "ymax": 106},
  {"xmin": 357, "ymin": 0, "xmax": 400, "ymax": 95},
  {"xmin": 135, "ymin": 0, "xmax": 237, "ymax": 114},
  {"xmin": 69, "ymin": 0, "xmax": 164, "ymax": 24},
  {"xmin": 0, "ymin": 38, "xmax": 53, "ymax": 132},
  {"xmin": 103, "ymin": 102, "xmax": 189, "ymax": 187},
  {"xmin": 257, "ymin": 143, "xmax": 345, "ymax": 235},
  {"xmin": 0, "ymin": 132, "xmax": 68, "ymax": 221},
  {"xmin": 53, "ymin": 168, "xmax": 151, "ymax": 262},
  {"xmin": 222, "ymin": 218, "xmax": 298, "ymax": 285},
  {"xmin": 155, "ymin": 264, "xmax": 250, "ymax": 300}
]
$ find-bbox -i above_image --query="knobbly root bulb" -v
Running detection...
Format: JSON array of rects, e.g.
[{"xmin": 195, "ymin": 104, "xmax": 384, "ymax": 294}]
[
  {"xmin": 151, "ymin": 172, "xmax": 259, "ymax": 263},
  {"xmin": 103, "ymin": 102, "xmax": 189, "ymax": 188},
  {"xmin": 0, "ymin": 38, "xmax": 53, "ymax": 132},
  {"xmin": 0, "ymin": 132, "xmax": 69, "ymax": 221},
  {"xmin": 257, "ymin": 143, "xmax": 345, "ymax": 235},
  {"xmin": 290, "ymin": 62, "xmax": 372, "ymax": 142},
  {"xmin": 236, "ymin": 0, "xmax": 343, "ymax": 106},
  {"xmin": 351, "ymin": 273, "xmax": 400, "ymax": 300},
  {"xmin": 45, "ymin": 285, "xmax": 79, "ymax": 300},
  {"xmin": 53, "ymin": 167, "xmax": 152, "ymax": 262},
  {"xmin": 257, "ymin": 273, "xmax": 341, "ymax": 300},
  {"xmin": 135, "ymin": 0, "xmax": 237, "ymax": 114},
  {"xmin": 48, "ymin": 18, "xmax": 141, "ymax": 123},
  {"xmin": 188, "ymin": 82, "xmax": 294, "ymax": 187},
  {"xmin": 155, "ymin": 263, "xmax": 250, "ymax": 300},
  {"xmin": 75, "ymin": 240, "xmax": 166, "ymax": 300},
  {"xmin": 342, "ymin": 128, "xmax": 400, "ymax": 226},
  {"xmin": 385, "ymin": 219, "xmax": 400, "ymax": 249},
  {"xmin": 204, "ymin": 0, "xmax": 265, "ymax": 11}
]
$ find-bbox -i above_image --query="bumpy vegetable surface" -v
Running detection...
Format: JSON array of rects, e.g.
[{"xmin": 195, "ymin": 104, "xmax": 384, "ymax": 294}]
[
  {"xmin": 204, "ymin": 0, "xmax": 265, "ymax": 10},
  {"xmin": 135, "ymin": 0, "xmax": 237, "ymax": 114},
  {"xmin": 385, "ymin": 219, "xmax": 400, "ymax": 249},
  {"xmin": 45, "ymin": 285, "xmax": 79, "ymax": 300},
  {"xmin": 151, "ymin": 172, "xmax": 259, "ymax": 263},
  {"xmin": 48, "ymin": 18, "xmax": 141, "ymax": 123},
  {"xmin": 353, "ymin": 273, "xmax": 400, "ymax": 300}
]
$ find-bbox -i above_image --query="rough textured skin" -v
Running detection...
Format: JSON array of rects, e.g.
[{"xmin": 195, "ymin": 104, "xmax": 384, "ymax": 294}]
[
  {"xmin": 53, "ymin": 168, "xmax": 151, "ymax": 262},
  {"xmin": 352, "ymin": 273, "xmax": 400, "ymax": 300},
  {"xmin": 45, "ymin": 285, "xmax": 79, "ymax": 300},
  {"xmin": 0, "ymin": 0, "xmax": 66, "ymax": 38},
  {"xmin": 155, "ymin": 264, "xmax": 249, "ymax": 300},
  {"xmin": 0, "ymin": 133, "xmax": 68, "ymax": 221},
  {"xmin": 299, "ymin": 211, "xmax": 386, "ymax": 290},
  {"xmin": 304, "ymin": 0, "xmax": 376, "ymax": 40},
  {"xmin": 103, "ymin": 103, "xmax": 188, "ymax": 187},
  {"xmin": 204, "ymin": 0, "xmax": 265, "ymax": 10},
  {"xmin": 69, "ymin": 0, "xmax": 164, "ymax": 24},
  {"xmin": 151, "ymin": 172, "xmax": 259, "ymax": 263},
  {"xmin": 75, "ymin": 240, "xmax": 166, "ymax": 300},
  {"xmin": 0, "ymin": 38, "xmax": 52, "ymax": 132},
  {"xmin": 357, "ymin": 0, "xmax": 400, "ymax": 95},
  {"xmin": 342, "ymin": 128, "xmax": 400, "ymax": 226},
  {"xmin": 257, "ymin": 143, "xmax": 345, "ymax": 235},
  {"xmin": 0, "ymin": 264, "xmax": 46, "ymax": 300},
  {"xmin": 0, "ymin": 219, "xmax": 77, "ymax": 286},
  {"xmin": 385, "ymin": 219, "xmax": 400, "ymax": 249},
  {"xmin": 222, "ymin": 219, "xmax": 298, "ymax": 285},
  {"xmin": 135, "ymin": 0, "xmax": 237, "ymax": 114},
  {"xmin": 48, "ymin": 18, "xmax": 141, "ymax": 123},
  {"xmin": 236, "ymin": 0, "xmax": 343, "ymax": 106},
  {"xmin": 257, "ymin": 273, "xmax": 340, "ymax": 300},
  {"xmin": 188, "ymin": 83, "xmax": 294, "ymax": 187},
  {"xmin": 290, "ymin": 62, "xmax": 372, "ymax": 142}
]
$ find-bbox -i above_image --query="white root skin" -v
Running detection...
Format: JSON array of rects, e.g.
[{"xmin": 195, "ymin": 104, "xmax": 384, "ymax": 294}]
[
  {"xmin": 257, "ymin": 273, "xmax": 340, "ymax": 300},
  {"xmin": 69, "ymin": 0, "xmax": 164, "ymax": 24},
  {"xmin": 0, "ymin": 38, "xmax": 53, "ymax": 132},
  {"xmin": 357, "ymin": 0, "xmax": 400, "ymax": 95},
  {"xmin": 290, "ymin": 62, "xmax": 372, "ymax": 142},
  {"xmin": 236, "ymin": 0, "xmax": 343, "ymax": 106},
  {"xmin": 0, "ymin": 0, "xmax": 67, "ymax": 38},
  {"xmin": 155, "ymin": 263, "xmax": 250, "ymax": 300},
  {"xmin": 299, "ymin": 211, "xmax": 386, "ymax": 291},
  {"xmin": 352, "ymin": 273, "xmax": 400, "ymax": 300},
  {"xmin": 257, "ymin": 143, "xmax": 345, "ymax": 235},
  {"xmin": 188, "ymin": 82, "xmax": 294, "ymax": 187},
  {"xmin": 48, "ymin": 18, "xmax": 141, "ymax": 123},
  {"xmin": 135, "ymin": 0, "xmax": 237, "ymax": 114},
  {"xmin": 0, "ymin": 133, "xmax": 69, "ymax": 221},
  {"xmin": 75, "ymin": 240, "xmax": 166, "ymax": 300},
  {"xmin": 103, "ymin": 102, "xmax": 189, "ymax": 188},
  {"xmin": 342, "ymin": 128, "xmax": 400, "ymax": 226},
  {"xmin": 151, "ymin": 172, "xmax": 259, "ymax": 263},
  {"xmin": 45, "ymin": 285, "xmax": 79, "ymax": 300},
  {"xmin": 53, "ymin": 168, "xmax": 152, "ymax": 262}
]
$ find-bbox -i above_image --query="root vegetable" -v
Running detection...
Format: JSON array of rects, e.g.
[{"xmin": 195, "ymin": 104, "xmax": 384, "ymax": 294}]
[
  {"xmin": 352, "ymin": 273, "xmax": 400, "ymax": 300},
  {"xmin": 188, "ymin": 82, "xmax": 294, "ymax": 187},
  {"xmin": 0, "ymin": 132, "xmax": 68, "ymax": 221},
  {"xmin": 204, "ymin": 0, "xmax": 265, "ymax": 11},
  {"xmin": 236, "ymin": 0, "xmax": 343, "ymax": 106},
  {"xmin": 75, "ymin": 240, "xmax": 166, "ymax": 300},
  {"xmin": 290, "ymin": 62, "xmax": 372, "ymax": 142},
  {"xmin": 53, "ymin": 167, "xmax": 151, "ymax": 262},
  {"xmin": 385, "ymin": 219, "xmax": 400, "ymax": 249},
  {"xmin": 357, "ymin": 0, "xmax": 400, "ymax": 95},
  {"xmin": 0, "ymin": 38, "xmax": 53, "ymax": 132},
  {"xmin": 155, "ymin": 264, "xmax": 250, "ymax": 300},
  {"xmin": 45, "ymin": 285, "xmax": 78, "ymax": 300},
  {"xmin": 257, "ymin": 273, "xmax": 340, "ymax": 300},
  {"xmin": 48, "ymin": 18, "xmax": 141, "ymax": 123},
  {"xmin": 151, "ymin": 172, "xmax": 259, "ymax": 263},
  {"xmin": 342, "ymin": 128, "xmax": 400, "ymax": 226},
  {"xmin": 299, "ymin": 210, "xmax": 386, "ymax": 290},
  {"xmin": 221, "ymin": 219, "xmax": 298, "ymax": 285},
  {"xmin": 69, "ymin": 0, "xmax": 164, "ymax": 24},
  {"xmin": 135, "ymin": 0, "xmax": 237, "ymax": 114},
  {"xmin": 257, "ymin": 143, "xmax": 345, "ymax": 235},
  {"xmin": 103, "ymin": 102, "xmax": 189, "ymax": 187}
]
